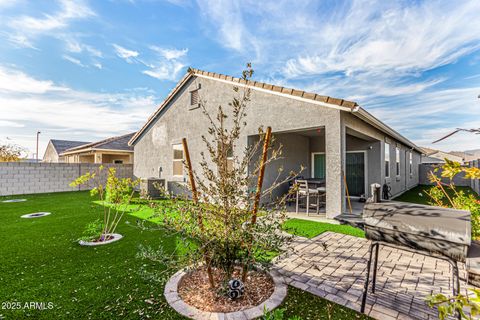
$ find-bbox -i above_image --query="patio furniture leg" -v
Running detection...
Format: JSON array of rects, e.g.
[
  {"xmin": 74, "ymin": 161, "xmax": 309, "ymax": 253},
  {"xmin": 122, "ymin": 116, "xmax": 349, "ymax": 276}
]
[
  {"xmin": 372, "ymin": 243, "xmax": 379, "ymax": 293},
  {"xmin": 361, "ymin": 242, "xmax": 375, "ymax": 313},
  {"xmin": 296, "ymin": 191, "xmax": 299, "ymax": 214},
  {"xmin": 306, "ymin": 193, "xmax": 310, "ymax": 216}
]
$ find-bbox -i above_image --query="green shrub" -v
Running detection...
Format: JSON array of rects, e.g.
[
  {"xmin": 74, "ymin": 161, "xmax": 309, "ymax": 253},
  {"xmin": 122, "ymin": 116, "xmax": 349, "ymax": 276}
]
[{"xmin": 78, "ymin": 219, "xmax": 103, "ymax": 241}]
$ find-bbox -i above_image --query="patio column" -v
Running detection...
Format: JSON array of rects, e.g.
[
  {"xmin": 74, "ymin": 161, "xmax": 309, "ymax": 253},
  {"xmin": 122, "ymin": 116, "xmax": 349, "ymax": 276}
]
[
  {"xmin": 325, "ymin": 113, "xmax": 346, "ymax": 218},
  {"xmin": 94, "ymin": 153, "xmax": 103, "ymax": 164}
]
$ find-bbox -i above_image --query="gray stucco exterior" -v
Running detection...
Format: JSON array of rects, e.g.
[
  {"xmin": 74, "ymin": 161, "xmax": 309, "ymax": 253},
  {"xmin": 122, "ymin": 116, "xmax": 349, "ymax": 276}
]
[{"xmin": 132, "ymin": 73, "xmax": 421, "ymax": 218}]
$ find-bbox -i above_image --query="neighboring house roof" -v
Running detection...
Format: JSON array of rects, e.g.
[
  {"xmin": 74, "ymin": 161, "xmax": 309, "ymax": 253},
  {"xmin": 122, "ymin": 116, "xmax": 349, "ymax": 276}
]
[
  {"xmin": 60, "ymin": 132, "xmax": 136, "ymax": 155},
  {"xmin": 50, "ymin": 140, "xmax": 91, "ymax": 155},
  {"xmin": 129, "ymin": 68, "xmax": 422, "ymax": 152},
  {"xmin": 450, "ymin": 150, "xmax": 479, "ymax": 162},
  {"xmin": 420, "ymin": 147, "xmax": 464, "ymax": 163}
]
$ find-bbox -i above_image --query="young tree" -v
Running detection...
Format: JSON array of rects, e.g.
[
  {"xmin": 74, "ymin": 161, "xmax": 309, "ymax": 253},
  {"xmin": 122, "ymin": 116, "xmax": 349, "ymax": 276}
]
[
  {"xmin": 138, "ymin": 64, "xmax": 301, "ymax": 294},
  {"xmin": 0, "ymin": 142, "xmax": 26, "ymax": 162},
  {"xmin": 71, "ymin": 166, "xmax": 140, "ymax": 242},
  {"xmin": 426, "ymin": 160, "xmax": 480, "ymax": 319}
]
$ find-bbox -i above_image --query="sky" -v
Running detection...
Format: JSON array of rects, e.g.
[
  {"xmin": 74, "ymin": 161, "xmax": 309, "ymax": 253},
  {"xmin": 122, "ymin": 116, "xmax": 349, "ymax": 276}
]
[{"xmin": 0, "ymin": 0, "xmax": 480, "ymax": 158}]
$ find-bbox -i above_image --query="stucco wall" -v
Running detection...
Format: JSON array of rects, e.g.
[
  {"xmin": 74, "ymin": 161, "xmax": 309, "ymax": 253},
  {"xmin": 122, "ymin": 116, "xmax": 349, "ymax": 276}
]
[
  {"xmin": 133, "ymin": 75, "xmax": 420, "ymax": 215},
  {"xmin": 0, "ymin": 163, "xmax": 133, "ymax": 196},
  {"xmin": 133, "ymin": 76, "xmax": 342, "ymax": 178},
  {"xmin": 42, "ymin": 142, "xmax": 59, "ymax": 163},
  {"xmin": 248, "ymin": 132, "xmax": 310, "ymax": 201}
]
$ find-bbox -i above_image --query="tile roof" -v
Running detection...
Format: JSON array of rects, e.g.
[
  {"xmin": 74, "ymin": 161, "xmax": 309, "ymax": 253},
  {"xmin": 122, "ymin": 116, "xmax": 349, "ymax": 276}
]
[
  {"xmin": 62, "ymin": 132, "xmax": 136, "ymax": 154},
  {"xmin": 189, "ymin": 68, "xmax": 358, "ymax": 109},
  {"xmin": 50, "ymin": 140, "xmax": 91, "ymax": 154},
  {"xmin": 129, "ymin": 68, "xmax": 358, "ymax": 146}
]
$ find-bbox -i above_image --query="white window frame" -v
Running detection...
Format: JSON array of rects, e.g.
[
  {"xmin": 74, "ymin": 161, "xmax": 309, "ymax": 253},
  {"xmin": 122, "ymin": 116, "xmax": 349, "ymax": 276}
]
[
  {"xmin": 384, "ymin": 143, "xmax": 390, "ymax": 179},
  {"xmin": 396, "ymin": 147, "xmax": 401, "ymax": 177},
  {"xmin": 172, "ymin": 144, "xmax": 184, "ymax": 177},
  {"xmin": 409, "ymin": 152, "xmax": 413, "ymax": 177}
]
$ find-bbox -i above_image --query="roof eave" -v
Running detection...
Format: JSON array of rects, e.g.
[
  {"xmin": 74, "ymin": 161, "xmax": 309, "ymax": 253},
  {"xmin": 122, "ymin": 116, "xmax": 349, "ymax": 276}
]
[
  {"xmin": 128, "ymin": 71, "xmax": 195, "ymax": 146},
  {"xmin": 352, "ymin": 107, "xmax": 422, "ymax": 153}
]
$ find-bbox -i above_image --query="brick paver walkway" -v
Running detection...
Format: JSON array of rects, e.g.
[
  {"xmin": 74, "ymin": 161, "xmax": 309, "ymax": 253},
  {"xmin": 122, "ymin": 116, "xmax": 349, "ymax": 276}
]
[{"xmin": 273, "ymin": 232, "xmax": 472, "ymax": 320}]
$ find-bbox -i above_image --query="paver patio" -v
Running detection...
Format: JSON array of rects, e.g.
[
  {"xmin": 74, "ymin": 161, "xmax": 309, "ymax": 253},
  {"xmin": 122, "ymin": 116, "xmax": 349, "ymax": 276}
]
[{"xmin": 273, "ymin": 231, "xmax": 473, "ymax": 320}]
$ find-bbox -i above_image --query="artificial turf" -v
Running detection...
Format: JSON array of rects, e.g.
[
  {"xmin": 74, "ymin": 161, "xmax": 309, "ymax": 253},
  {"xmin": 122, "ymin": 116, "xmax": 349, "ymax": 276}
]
[
  {"xmin": 282, "ymin": 218, "xmax": 365, "ymax": 239},
  {"xmin": 0, "ymin": 191, "xmax": 367, "ymax": 319},
  {"xmin": 393, "ymin": 184, "xmax": 479, "ymax": 206},
  {"xmin": 0, "ymin": 191, "xmax": 186, "ymax": 320}
]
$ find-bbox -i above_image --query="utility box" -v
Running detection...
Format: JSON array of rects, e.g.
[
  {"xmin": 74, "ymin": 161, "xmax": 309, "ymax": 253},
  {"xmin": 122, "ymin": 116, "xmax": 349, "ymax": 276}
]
[{"xmin": 140, "ymin": 178, "xmax": 165, "ymax": 199}]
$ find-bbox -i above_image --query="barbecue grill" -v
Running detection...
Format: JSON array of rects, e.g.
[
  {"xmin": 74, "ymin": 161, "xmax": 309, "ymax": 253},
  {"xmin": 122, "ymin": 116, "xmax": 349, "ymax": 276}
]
[{"xmin": 360, "ymin": 201, "xmax": 471, "ymax": 315}]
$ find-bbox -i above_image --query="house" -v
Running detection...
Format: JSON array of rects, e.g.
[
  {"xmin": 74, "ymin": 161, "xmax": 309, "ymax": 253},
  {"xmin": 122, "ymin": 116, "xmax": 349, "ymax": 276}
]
[
  {"xmin": 450, "ymin": 150, "xmax": 480, "ymax": 163},
  {"xmin": 57, "ymin": 133, "xmax": 135, "ymax": 164},
  {"xmin": 421, "ymin": 147, "xmax": 464, "ymax": 164},
  {"xmin": 129, "ymin": 68, "xmax": 423, "ymax": 218},
  {"xmin": 43, "ymin": 140, "xmax": 91, "ymax": 163}
]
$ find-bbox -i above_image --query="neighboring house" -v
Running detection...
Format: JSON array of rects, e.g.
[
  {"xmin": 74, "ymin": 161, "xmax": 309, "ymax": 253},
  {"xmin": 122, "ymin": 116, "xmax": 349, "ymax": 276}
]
[
  {"xmin": 450, "ymin": 150, "xmax": 480, "ymax": 163},
  {"xmin": 43, "ymin": 140, "xmax": 91, "ymax": 163},
  {"xmin": 421, "ymin": 147, "xmax": 464, "ymax": 164},
  {"xmin": 59, "ymin": 133, "xmax": 136, "ymax": 164},
  {"xmin": 129, "ymin": 68, "xmax": 423, "ymax": 218}
]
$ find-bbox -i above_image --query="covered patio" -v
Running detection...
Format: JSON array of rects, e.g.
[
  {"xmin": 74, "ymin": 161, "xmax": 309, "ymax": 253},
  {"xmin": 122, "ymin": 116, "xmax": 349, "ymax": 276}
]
[{"xmin": 249, "ymin": 125, "xmax": 381, "ymax": 218}]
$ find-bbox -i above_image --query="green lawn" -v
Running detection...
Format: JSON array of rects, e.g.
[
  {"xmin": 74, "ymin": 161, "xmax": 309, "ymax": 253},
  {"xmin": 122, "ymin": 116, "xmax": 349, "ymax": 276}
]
[
  {"xmin": 282, "ymin": 218, "xmax": 365, "ymax": 239},
  {"xmin": 0, "ymin": 191, "xmax": 368, "ymax": 319},
  {"xmin": 393, "ymin": 184, "xmax": 479, "ymax": 205}
]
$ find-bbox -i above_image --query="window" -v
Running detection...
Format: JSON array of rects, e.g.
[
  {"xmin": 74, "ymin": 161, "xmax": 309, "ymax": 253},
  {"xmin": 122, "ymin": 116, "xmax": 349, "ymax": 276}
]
[
  {"xmin": 313, "ymin": 153, "xmax": 326, "ymax": 179},
  {"xmin": 396, "ymin": 147, "xmax": 400, "ymax": 177},
  {"xmin": 218, "ymin": 142, "xmax": 234, "ymax": 171},
  {"xmin": 409, "ymin": 152, "xmax": 413, "ymax": 176},
  {"xmin": 113, "ymin": 160, "xmax": 123, "ymax": 164},
  {"xmin": 173, "ymin": 144, "xmax": 184, "ymax": 176},
  {"xmin": 190, "ymin": 89, "xmax": 199, "ymax": 107},
  {"xmin": 384, "ymin": 143, "xmax": 390, "ymax": 178}
]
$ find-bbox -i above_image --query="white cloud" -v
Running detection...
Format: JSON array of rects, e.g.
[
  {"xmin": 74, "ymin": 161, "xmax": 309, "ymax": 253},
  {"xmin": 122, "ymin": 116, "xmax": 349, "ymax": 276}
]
[
  {"xmin": 280, "ymin": 1, "xmax": 480, "ymax": 78},
  {"xmin": 0, "ymin": 65, "xmax": 157, "ymax": 156},
  {"xmin": 0, "ymin": 66, "xmax": 68, "ymax": 94},
  {"xmin": 196, "ymin": 0, "xmax": 258, "ymax": 54},
  {"xmin": 112, "ymin": 44, "xmax": 139, "ymax": 62},
  {"xmin": 142, "ymin": 46, "xmax": 188, "ymax": 81},
  {"xmin": 0, "ymin": 120, "xmax": 24, "ymax": 128},
  {"xmin": 142, "ymin": 61, "xmax": 185, "ymax": 81},
  {"xmin": 62, "ymin": 55, "xmax": 86, "ymax": 68},
  {"xmin": 6, "ymin": 0, "xmax": 95, "ymax": 47},
  {"xmin": 93, "ymin": 62, "xmax": 102, "ymax": 69},
  {"xmin": 65, "ymin": 38, "xmax": 103, "ymax": 58},
  {"xmin": 150, "ymin": 46, "xmax": 188, "ymax": 60}
]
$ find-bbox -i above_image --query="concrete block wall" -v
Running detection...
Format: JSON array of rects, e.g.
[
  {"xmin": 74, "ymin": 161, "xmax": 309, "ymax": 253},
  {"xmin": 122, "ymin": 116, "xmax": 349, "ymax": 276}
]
[
  {"xmin": 470, "ymin": 160, "xmax": 480, "ymax": 195},
  {"xmin": 419, "ymin": 162, "xmax": 479, "ymax": 193},
  {"xmin": 0, "ymin": 163, "xmax": 134, "ymax": 196}
]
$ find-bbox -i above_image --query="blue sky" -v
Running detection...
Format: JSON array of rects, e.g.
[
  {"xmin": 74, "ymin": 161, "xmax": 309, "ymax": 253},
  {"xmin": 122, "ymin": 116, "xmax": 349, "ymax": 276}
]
[{"xmin": 0, "ymin": 0, "xmax": 479, "ymax": 157}]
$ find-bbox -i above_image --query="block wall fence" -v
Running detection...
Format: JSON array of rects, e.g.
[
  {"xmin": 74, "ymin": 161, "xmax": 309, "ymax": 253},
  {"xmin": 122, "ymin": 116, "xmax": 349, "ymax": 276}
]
[
  {"xmin": 419, "ymin": 160, "xmax": 480, "ymax": 194},
  {"xmin": 0, "ymin": 163, "xmax": 134, "ymax": 196}
]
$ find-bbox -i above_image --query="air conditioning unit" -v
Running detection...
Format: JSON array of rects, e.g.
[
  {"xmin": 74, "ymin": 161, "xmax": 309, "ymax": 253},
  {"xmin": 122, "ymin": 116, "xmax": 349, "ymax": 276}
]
[{"xmin": 140, "ymin": 178, "xmax": 165, "ymax": 199}]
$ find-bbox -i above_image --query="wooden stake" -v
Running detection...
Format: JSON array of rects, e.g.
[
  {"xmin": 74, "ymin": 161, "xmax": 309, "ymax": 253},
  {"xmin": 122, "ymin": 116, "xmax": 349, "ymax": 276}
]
[
  {"xmin": 251, "ymin": 126, "xmax": 272, "ymax": 224},
  {"xmin": 182, "ymin": 138, "xmax": 198, "ymax": 203},
  {"xmin": 343, "ymin": 172, "xmax": 353, "ymax": 214},
  {"xmin": 182, "ymin": 138, "xmax": 214, "ymax": 288},
  {"xmin": 242, "ymin": 126, "xmax": 272, "ymax": 282}
]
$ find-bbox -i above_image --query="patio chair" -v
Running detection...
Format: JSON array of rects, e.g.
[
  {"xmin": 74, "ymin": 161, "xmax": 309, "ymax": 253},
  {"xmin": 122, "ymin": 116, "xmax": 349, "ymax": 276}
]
[{"xmin": 295, "ymin": 180, "xmax": 321, "ymax": 216}]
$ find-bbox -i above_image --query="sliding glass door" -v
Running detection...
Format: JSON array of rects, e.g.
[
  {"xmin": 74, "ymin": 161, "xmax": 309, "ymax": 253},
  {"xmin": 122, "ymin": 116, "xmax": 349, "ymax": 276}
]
[{"xmin": 346, "ymin": 152, "xmax": 365, "ymax": 197}]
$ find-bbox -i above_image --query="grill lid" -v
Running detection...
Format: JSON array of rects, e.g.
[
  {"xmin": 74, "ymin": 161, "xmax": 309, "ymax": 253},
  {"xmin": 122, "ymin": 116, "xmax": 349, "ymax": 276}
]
[{"xmin": 363, "ymin": 201, "xmax": 471, "ymax": 246}]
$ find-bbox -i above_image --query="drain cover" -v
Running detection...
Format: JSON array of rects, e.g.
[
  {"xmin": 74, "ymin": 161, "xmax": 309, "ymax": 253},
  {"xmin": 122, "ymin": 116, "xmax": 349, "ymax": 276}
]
[
  {"xmin": 2, "ymin": 199, "xmax": 27, "ymax": 203},
  {"xmin": 21, "ymin": 212, "xmax": 51, "ymax": 219}
]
